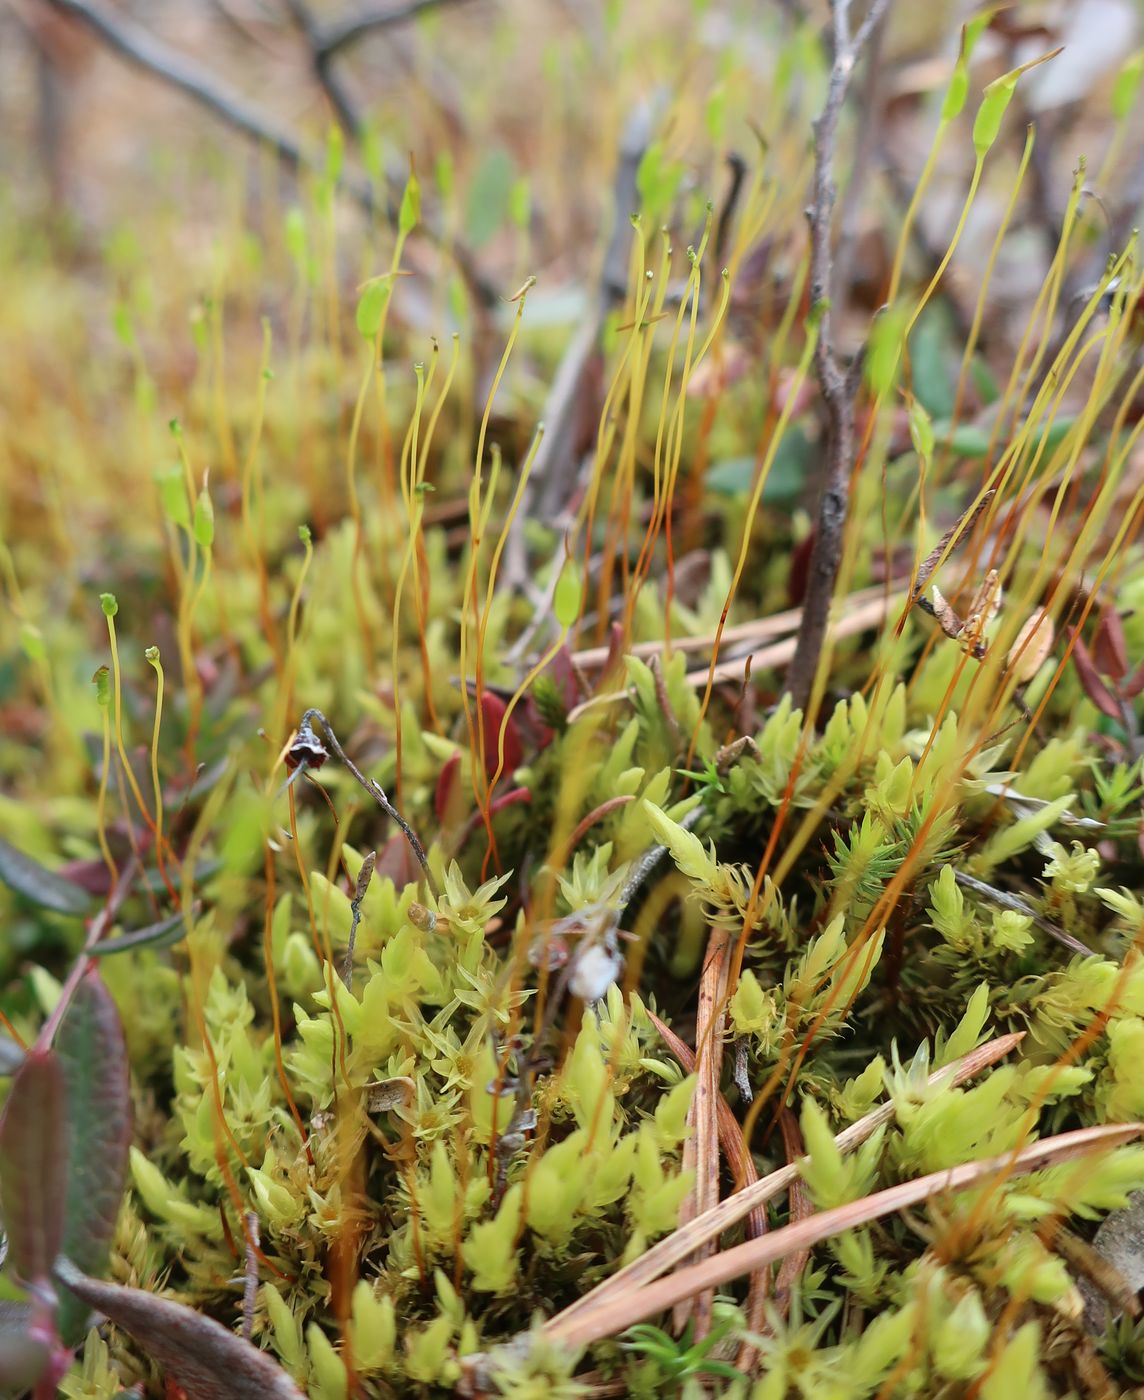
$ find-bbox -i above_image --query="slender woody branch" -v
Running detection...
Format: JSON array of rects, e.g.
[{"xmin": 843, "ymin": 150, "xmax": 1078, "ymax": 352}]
[
  {"xmin": 315, "ymin": 0, "xmax": 479, "ymax": 60},
  {"xmin": 47, "ymin": 0, "xmax": 376, "ymax": 204},
  {"xmin": 785, "ymin": 0, "xmax": 893, "ymax": 712}
]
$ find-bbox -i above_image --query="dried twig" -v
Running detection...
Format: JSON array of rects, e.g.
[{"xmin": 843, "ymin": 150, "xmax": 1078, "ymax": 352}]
[
  {"xmin": 672, "ymin": 923, "xmax": 732, "ymax": 1339},
  {"xmin": 282, "ymin": 0, "xmax": 360, "ymax": 135},
  {"xmin": 785, "ymin": 0, "xmax": 895, "ymax": 712},
  {"xmin": 242, "ymin": 1213, "xmax": 260, "ymax": 1341},
  {"xmin": 951, "ymin": 869, "xmax": 1095, "ymax": 958},
  {"xmin": 45, "ymin": 0, "xmax": 499, "ymax": 306},
  {"xmin": 342, "ymin": 849, "xmax": 377, "ymax": 987},
  {"xmin": 546, "ymin": 1121, "xmax": 1144, "ymax": 1347},
  {"xmin": 46, "ymin": 0, "xmax": 376, "ymax": 202},
  {"xmin": 313, "ymin": 0, "xmax": 477, "ymax": 61},
  {"xmin": 549, "ymin": 1031, "xmax": 1023, "ymax": 1331},
  {"xmin": 289, "ymin": 710, "xmax": 439, "ymax": 899},
  {"xmin": 647, "ymin": 1009, "xmax": 771, "ymax": 1357}
]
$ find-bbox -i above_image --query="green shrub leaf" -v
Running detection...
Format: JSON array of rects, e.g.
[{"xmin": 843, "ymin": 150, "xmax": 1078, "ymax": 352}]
[
  {"xmin": 53, "ymin": 1261, "xmax": 305, "ymax": 1399},
  {"xmin": 55, "ymin": 969, "xmax": 132, "ymax": 1346},
  {"xmin": 0, "ymin": 1048, "xmax": 69, "ymax": 1286},
  {"xmin": 0, "ymin": 836, "xmax": 93, "ymax": 916}
]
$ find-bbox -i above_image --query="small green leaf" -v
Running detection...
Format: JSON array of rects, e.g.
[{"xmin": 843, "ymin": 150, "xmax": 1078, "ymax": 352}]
[
  {"xmin": 283, "ymin": 207, "xmax": 307, "ymax": 266},
  {"xmin": 193, "ymin": 487, "xmax": 214, "ymax": 550},
  {"xmin": 154, "ymin": 465, "xmax": 190, "ymax": 528},
  {"xmin": 399, "ymin": 171, "xmax": 421, "ymax": 236},
  {"xmin": 356, "ymin": 280, "xmax": 389, "ymax": 339},
  {"xmin": 0, "ymin": 836, "xmax": 93, "ymax": 916},
  {"xmin": 706, "ymin": 427, "xmax": 811, "ymax": 501},
  {"xmin": 92, "ymin": 907, "xmax": 191, "ymax": 958},
  {"xmin": 1112, "ymin": 49, "xmax": 1144, "ymax": 119},
  {"xmin": 465, "ymin": 147, "xmax": 517, "ymax": 248},
  {"xmin": 553, "ymin": 559, "xmax": 583, "ymax": 629},
  {"xmin": 509, "ymin": 177, "xmax": 531, "ymax": 231},
  {"xmin": 865, "ymin": 304, "xmax": 909, "ymax": 398},
  {"xmin": 907, "ymin": 397, "xmax": 934, "ymax": 462},
  {"xmin": 0, "ymin": 1048, "xmax": 69, "ymax": 1285},
  {"xmin": 55, "ymin": 970, "xmax": 132, "ymax": 1346}
]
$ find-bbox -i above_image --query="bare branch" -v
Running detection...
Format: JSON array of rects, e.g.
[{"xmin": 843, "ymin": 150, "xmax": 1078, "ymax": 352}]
[
  {"xmin": 45, "ymin": 0, "xmax": 501, "ymax": 307},
  {"xmin": 784, "ymin": 0, "xmax": 894, "ymax": 713},
  {"xmin": 282, "ymin": 0, "xmax": 361, "ymax": 135},
  {"xmin": 46, "ymin": 0, "xmax": 376, "ymax": 205},
  {"xmin": 315, "ymin": 0, "xmax": 479, "ymax": 61}
]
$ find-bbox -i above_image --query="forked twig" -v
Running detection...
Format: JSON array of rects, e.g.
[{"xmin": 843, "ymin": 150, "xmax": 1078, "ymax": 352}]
[{"xmin": 289, "ymin": 709, "xmax": 439, "ymax": 899}]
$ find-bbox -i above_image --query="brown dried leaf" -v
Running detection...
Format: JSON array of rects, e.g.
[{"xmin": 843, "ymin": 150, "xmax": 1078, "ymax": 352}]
[
  {"xmin": 52, "ymin": 1262, "xmax": 304, "ymax": 1400},
  {"xmin": 1071, "ymin": 634, "xmax": 1124, "ymax": 721},
  {"xmin": 547, "ymin": 1122, "xmax": 1144, "ymax": 1348},
  {"xmin": 1093, "ymin": 607, "xmax": 1130, "ymax": 682},
  {"xmin": 1007, "ymin": 607, "xmax": 1055, "ymax": 683}
]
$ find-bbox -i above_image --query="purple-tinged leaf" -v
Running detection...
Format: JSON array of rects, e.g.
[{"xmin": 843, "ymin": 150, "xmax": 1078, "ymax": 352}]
[
  {"xmin": 1092, "ymin": 606, "xmax": 1130, "ymax": 682},
  {"xmin": 0, "ymin": 838, "xmax": 93, "ymax": 917},
  {"xmin": 1071, "ymin": 634, "xmax": 1124, "ymax": 722},
  {"xmin": 1123, "ymin": 656, "xmax": 1144, "ymax": 701},
  {"xmin": 52, "ymin": 1262, "xmax": 305, "ymax": 1400},
  {"xmin": 54, "ymin": 969, "xmax": 132, "ymax": 1347},
  {"xmin": 0, "ymin": 1049, "xmax": 68, "ymax": 1286},
  {"xmin": 91, "ymin": 906, "xmax": 192, "ymax": 958},
  {"xmin": 0, "ymin": 1302, "xmax": 49, "ymax": 1393},
  {"xmin": 0, "ymin": 1037, "xmax": 24, "ymax": 1075}
]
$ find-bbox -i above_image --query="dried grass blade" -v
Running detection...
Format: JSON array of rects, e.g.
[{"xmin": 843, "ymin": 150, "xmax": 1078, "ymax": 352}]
[
  {"xmin": 547, "ymin": 1031, "xmax": 1023, "ymax": 1329},
  {"xmin": 548, "ymin": 1121, "xmax": 1144, "ymax": 1348}
]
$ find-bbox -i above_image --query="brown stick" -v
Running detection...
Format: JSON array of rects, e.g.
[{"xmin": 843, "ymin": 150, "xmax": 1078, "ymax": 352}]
[
  {"xmin": 671, "ymin": 925, "xmax": 731, "ymax": 1339},
  {"xmin": 549, "ymin": 1031, "xmax": 1024, "ymax": 1330},
  {"xmin": 785, "ymin": 0, "xmax": 894, "ymax": 712},
  {"xmin": 547, "ymin": 1121, "xmax": 1144, "ymax": 1348}
]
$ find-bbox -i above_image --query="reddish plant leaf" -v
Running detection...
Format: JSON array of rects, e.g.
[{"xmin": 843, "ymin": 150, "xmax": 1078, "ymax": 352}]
[
  {"xmin": 487, "ymin": 786, "xmax": 532, "ymax": 819},
  {"xmin": 434, "ymin": 751, "xmax": 464, "ymax": 826},
  {"xmin": 0, "ymin": 1049, "xmax": 69, "ymax": 1286},
  {"xmin": 478, "ymin": 692, "xmax": 524, "ymax": 780},
  {"xmin": 1092, "ymin": 606, "xmax": 1130, "ymax": 682},
  {"xmin": 54, "ymin": 968, "xmax": 132, "ymax": 1346},
  {"xmin": 1071, "ymin": 633, "xmax": 1124, "ymax": 721},
  {"xmin": 0, "ymin": 1302, "xmax": 49, "ymax": 1393},
  {"xmin": 1123, "ymin": 656, "xmax": 1144, "ymax": 700},
  {"xmin": 52, "ymin": 1262, "xmax": 305, "ymax": 1400},
  {"xmin": 0, "ymin": 838, "xmax": 92, "ymax": 917}
]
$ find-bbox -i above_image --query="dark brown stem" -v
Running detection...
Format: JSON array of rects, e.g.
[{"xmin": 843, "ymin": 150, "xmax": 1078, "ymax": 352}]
[
  {"xmin": 298, "ymin": 709, "xmax": 439, "ymax": 899},
  {"xmin": 45, "ymin": 0, "xmax": 376, "ymax": 205},
  {"xmin": 282, "ymin": 0, "xmax": 361, "ymax": 136},
  {"xmin": 785, "ymin": 0, "xmax": 894, "ymax": 714},
  {"xmin": 314, "ymin": 0, "xmax": 477, "ymax": 61}
]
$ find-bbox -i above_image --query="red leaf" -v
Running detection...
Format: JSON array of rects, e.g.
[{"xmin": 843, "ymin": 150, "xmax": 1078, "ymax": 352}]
[
  {"xmin": 478, "ymin": 692, "xmax": 523, "ymax": 781},
  {"xmin": 55, "ymin": 969, "xmax": 132, "ymax": 1346},
  {"xmin": 0, "ymin": 1050, "xmax": 68, "ymax": 1286},
  {"xmin": 1123, "ymin": 656, "xmax": 1144, "ymax": 700},
  {"xmin": 487, "ymin": 787, "xmax": 532, "ymax": 820},
  {"xmin": 1071, "ymin": 634, "xmax": 1124, "ymax": 721},
  {"xmin": 53, "ymin": 1263, "xmax": 304, "ymax": 1400},
  {"xmin": 1092, "ymin": 606, "xmax": 1130, "ymax": 682},
  {"xmin": 787, "ymin": 531, "xmax": 815, "ymax": 609},
  {"xmin": 434, "ymin": 752, "xmax": 464, "ymax": 826}
]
